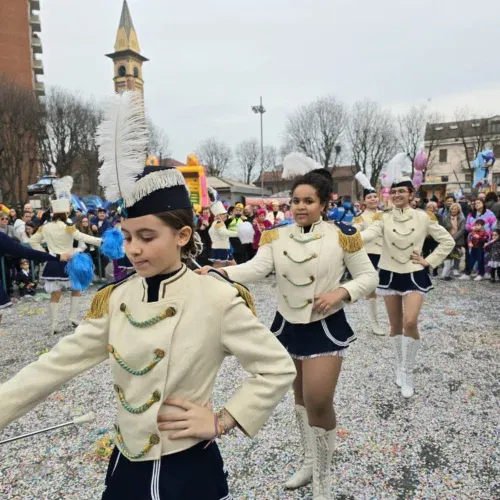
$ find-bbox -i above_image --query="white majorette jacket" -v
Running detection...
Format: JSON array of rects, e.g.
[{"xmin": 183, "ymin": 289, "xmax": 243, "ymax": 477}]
[
  {"xmin": 208, "ymin": 221, "xmax": 238, "ymax": 250},
  {"xmin": 353, "ymin": 210, "xmax": 383, "ymax": 256},
  {"xmin": 224, "ymin": 219, "xmax": 379, "ymax": 324},
  {"xmin": 361, "ymin": 207, "xmax": 455, "ymax": 273},
  {"xmin": 0, "ymin": 265, "xmax": 296, "ymax": 461}
]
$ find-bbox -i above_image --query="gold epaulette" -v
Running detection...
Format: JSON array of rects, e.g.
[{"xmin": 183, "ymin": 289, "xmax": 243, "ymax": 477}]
[
  {"xmin": 66, "ymin": 224, "xmax": 76, "ymax": 234},
  {"xmin": 426, "ymin": 210, "xmax": 437, "ymax": 222},
  {"xmin": 372, "ymin": 212, "xmax": 384, "ymax": 222},
  {"xmin": 215, "ymin": 222, "xmax": 224, "ymax": 229},
  {"xmin": 337, "ymin": 228, "xmax": 364, "ymax": 253},
  {"xmin": 84, "ymin": 284, "xmax": 115, "ymax": 320},
  {"xmin": 232, "ymin": 283, "xmax": 257, "ymax": 316},
  {"xmin": 353, "ymin": 215, "xmax": 364, "ymax": 225},
  {"xmin": 259, "ymin": 228, "xmax": 279, "ymax": 246}
]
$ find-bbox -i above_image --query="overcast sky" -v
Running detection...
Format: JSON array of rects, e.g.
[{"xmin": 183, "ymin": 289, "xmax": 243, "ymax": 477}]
[{"xmin": 41, "ymin": 0, "xmax": 500, "ymax": 162}]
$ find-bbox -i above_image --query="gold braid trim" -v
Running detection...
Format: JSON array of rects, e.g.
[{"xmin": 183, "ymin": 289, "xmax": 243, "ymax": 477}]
[
  {"xmin": 337, "ymin": 229, "xmax": 364, "ymax": 253},
  {"xmin": 372, "ymin": 212, "xmax": 384, "ymax": 222},
  {"xmin": 259, "ymin": 228, "xmax": 279, "ymax": 246},
  {"xmin": 426, "ymin": 210, "xmax": 437, "ymax": 222},
  {"xmin": 84, "ymin": 285, "xmax": 115, "ymax": 320},
  {"xmin": 353, "ymin": 215, "xmax": 364, "ymax": 225},
  {"xmin": 233, "ymin": 283, "xmax": 257, "ymax": 316},
  {"xmin": 66, "ymin": 225, "xmax": 76, "ymax": 234}
]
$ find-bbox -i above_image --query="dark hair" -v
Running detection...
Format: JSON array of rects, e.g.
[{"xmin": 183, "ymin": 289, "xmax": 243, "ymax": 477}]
[
  {"xmin": 98, "ymin": 208, "xmax": 107, "ymax": 214},
  {"xmin": 155, "ymin": 208, "xmax": 202, "ymax": 260},
  {"xmin": 485, "ymin": 191, "xmax": 498, "ymax": 204},
  {"xmin": 291, "ymin": 168, "xmax": 334, "ymax": 205},
  {"xmin": 51, "ymin": 213, "xmax": 67, "ymax": 223},
  {"xmin": 474, "ymin": 219, "xmax": 485, "ymax": 226},
  {"xmin": 76, "ymin": 215, "xmax": 94, "ymax": 235},
  {"xmin": 445, "ymin": 195, "xmax": 456, "ymax": 202},
  {"xmin": 472, "ymin": 198, "xmax": 486, "ymax": 217},
  {"xmin": 342, "ymin": 195, "xmax": 351, "ymax": 204}
]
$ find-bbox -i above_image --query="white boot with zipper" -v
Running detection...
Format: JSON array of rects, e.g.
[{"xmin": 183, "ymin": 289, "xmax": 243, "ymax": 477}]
[
  {"xmin": 69, "ymin": 296, "xmax": 81, "ymax": 327},
  {"xmin": 311, "ymin": 426, "xmax": 336, "ymax": 499},
  {"xmin": 285, "ymin": 405, "xmax": 313, "ymax": 489},
  {"xmin": 390, "ymin": 335, "xmax": 403, "ymax": 387},
  {"xmin": 401, "ymin": 336, "xmax": 420, "ymax": 398},
  {"xmin": 49, "ymin": 302, "xmax": 60, "ymax": 335},
  {"xmin": 367, "ymin": 298, "xmax": 384, "ymax": 335}
]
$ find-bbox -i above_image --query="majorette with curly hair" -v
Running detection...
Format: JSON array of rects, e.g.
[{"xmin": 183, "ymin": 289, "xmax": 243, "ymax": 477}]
[
  {"xmin": 361, "ymin": 167, "xmax": 454, "ymax": 400},
  {"xmin": 0, "ymin": 91, "xmax": 296, "ymax": 499},
  {"xmin": 199, "ymin": 152, "xmax": 378, "ymax": 499}
]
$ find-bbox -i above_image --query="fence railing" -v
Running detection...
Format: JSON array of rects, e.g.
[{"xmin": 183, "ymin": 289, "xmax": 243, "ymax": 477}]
[{"xmin": 1, "ymin": 247, "xmax": 106, "ymax": 294}]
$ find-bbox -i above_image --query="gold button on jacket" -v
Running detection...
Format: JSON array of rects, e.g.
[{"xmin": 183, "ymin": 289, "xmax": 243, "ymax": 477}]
[{"xmin": 0, "ymin": 266, "xmax": 296, "ymax": 462}]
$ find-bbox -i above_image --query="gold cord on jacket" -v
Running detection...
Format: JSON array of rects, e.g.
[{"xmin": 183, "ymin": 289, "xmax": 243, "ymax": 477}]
[
  {"xmin": 107, "ymin": 345, "xmax": 165, "ymax": 376},
  {"xmin": 283, "ymin": 295, "xmax": 313, "ymax": 309},
  {"xmin": 84, "ymin": 285, "xmax": 115, "ymax": 320},
  {"xmin": 114, "ymin": 424, "xmax": 160, "ymax": 460},
  {"xmin": 232, "ymin": 283, "xmax": 257, "ymax": 316}
]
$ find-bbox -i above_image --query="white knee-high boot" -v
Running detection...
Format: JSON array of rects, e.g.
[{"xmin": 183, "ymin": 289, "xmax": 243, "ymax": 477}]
[
  {"xmin": 49, "ymin": 303, "xmax": 60, "ymax": 335},
  {"xmin": 401, "ymin": 336, "xmax": 420, "ymax": 398},
  {"xmin": 285, "ymin": 405, "xmax": 313, "ymax": 489},
  {"xmin": 311, "ymin": 427, "xmax": 336, "ymax": 499},
  {"xmin": 69, "ymin": 296, "xmax": 81, "ymax": 327},
  {"xmin": 441, "ymin": 259, "xmax": 452, "ymax": 278},
  {"xmin": 367, "ymin": 298, "xmax": 384, "ymax": 335},
  {"xmin": 390, "ymin": 335, "xmax": 403, "ymax": 387}
]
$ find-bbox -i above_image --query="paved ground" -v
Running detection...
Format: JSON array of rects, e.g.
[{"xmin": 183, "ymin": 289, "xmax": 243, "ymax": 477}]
[{"xmin": 0, "ymin": 276, "xmax": 498, "ymax": 499}]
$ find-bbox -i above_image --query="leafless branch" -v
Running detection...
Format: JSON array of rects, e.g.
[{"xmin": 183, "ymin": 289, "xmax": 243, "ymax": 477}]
[
  {"xmin": 196, "ymin": 138, "xmax": 232, "ymax": 177},
  {"xmin": 236, "ymin": 138, "xmax": 260, "ymax": 184}
]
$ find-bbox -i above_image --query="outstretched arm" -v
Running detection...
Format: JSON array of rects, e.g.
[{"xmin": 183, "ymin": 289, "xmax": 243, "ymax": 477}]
[{"xmin": 0, "ymin": 232, "xmax": 59, "ymax": 262}]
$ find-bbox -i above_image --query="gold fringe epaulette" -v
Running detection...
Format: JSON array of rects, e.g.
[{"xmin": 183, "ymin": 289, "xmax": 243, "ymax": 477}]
[
  {"xmin": 233, "ymin": 283, "xmax": 257, "ymax": 316},
  {"xmin": 66, "ymin": 224, "xmax": 76, "ymax": 234},
  {"xmin": 353, "ymin": 215, "xmax": 364, "ymax": 225},
  {"xmin": 337, "ymin": 229, "xmax": 363, "ymax": 253},
  {"xmin": 84, "ymin": 285, "xmax": 115, "ymax": 320},
  {"xmin": 215, "ymin": 222, "xmax": 224, "ymax": 229},
  {"xmin": 259, "ymin": 228, "xmax": 279, "ymax": 246},
  {"xmin": 426, "ymin": 210, "xmax": 437, "ymax": 222},
  {"xmin": 372, "ymin": 212, "xmax": 384, "ymax": 222}
]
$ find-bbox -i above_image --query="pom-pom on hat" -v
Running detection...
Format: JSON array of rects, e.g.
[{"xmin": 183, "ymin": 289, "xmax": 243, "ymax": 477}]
[{"xmin": 95, "ymin": 91, "xmax": 191, "ymax": 218}]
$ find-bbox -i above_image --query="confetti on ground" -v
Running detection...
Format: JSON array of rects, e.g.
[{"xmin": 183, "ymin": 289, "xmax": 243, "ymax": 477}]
[{"xmin": 0, "ymin": 278, "xmax": 498, "ymax": 499}]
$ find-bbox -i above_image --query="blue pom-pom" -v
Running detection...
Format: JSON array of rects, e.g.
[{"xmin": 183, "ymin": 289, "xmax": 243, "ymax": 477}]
[
  {"xmin": 101, "ymin": 228, "xmax": 125, "ymax": 260},
  {"xmin": 66, "ymin": 253, "xmax": 94, "ymax": 291}
]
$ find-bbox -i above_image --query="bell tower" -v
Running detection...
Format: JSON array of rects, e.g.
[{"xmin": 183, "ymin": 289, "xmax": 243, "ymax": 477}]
[{"xmin": 106, "ymin": 1, "xmax": 148, "ymax": 94}]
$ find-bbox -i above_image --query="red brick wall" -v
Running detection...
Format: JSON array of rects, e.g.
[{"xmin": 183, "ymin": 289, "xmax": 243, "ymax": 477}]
[{"xmin": 0, "ymin": 0, "xmax": 33, "ymax": 88}]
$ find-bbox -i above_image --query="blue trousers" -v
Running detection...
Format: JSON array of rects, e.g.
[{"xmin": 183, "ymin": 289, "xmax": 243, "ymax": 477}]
[{"xmin": 469, "ymin": 248, "xmax": 485, "ymax": 276}]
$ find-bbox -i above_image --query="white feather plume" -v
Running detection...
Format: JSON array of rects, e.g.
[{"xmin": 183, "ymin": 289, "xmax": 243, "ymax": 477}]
[
  {"xmin": 385, "ymin": 153, "xmax": 411, "ymax": 186},
  {"xmin": 354, "ymin": 171, "xmax": 373, "ymax": 191},
  {"xmin": 237, "ymin": 221, "xmax": 255, "ymax": 244},
  {"xmin": 53, "ymin": 176, "xmax": 73, "ymax": 199},
  {"xmin": 282, "ymin": 152, "xmax": 322, "ymax": 180},
  {"xmin": 95, "ymin": 91, "xmax": 148, "ymax": 203}
]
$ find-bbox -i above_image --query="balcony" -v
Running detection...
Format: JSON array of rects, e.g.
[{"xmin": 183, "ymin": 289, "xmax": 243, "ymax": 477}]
[
  {"xmin": 31, "ymin": 35, "xmax": 43, "ymax": 54},
  {"xmin": 35, "ymin": 81, "xmax": 45, "ymax": 97},
  {"xmin": 30, "ymin": 0, "xmax": 41, "ymax": 10},
  {"xmin": 32, "ymin": 59, "xmax": 44, "ymax": 75},
  {"xmin": 30, "ymin": 14, "xmax": 41, "ymax": 32}
]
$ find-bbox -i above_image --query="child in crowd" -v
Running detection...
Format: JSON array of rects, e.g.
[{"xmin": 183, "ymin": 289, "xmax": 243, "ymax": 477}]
[
  {"xmin": 466, "ymin": 219, "xmax": 490, "ymax": 281},
  {"xmin": 485, "ymin": 229, "xmax": 500, "ymax": 283},
  {"xmin": 15, "ymin": 260, "xmax": 37, "ymax": 297}
]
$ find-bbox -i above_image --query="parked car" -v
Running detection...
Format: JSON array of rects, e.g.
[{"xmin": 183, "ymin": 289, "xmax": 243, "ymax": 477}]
[{"xmin": 27, "ymin": 175, "xmax": 58, "ymax": 196}]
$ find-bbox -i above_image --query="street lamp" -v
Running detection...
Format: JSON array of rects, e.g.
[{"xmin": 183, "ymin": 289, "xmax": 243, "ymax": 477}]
[{"xmin": 251, "ymin": 97, "xmax": 266, "ymax": 196}]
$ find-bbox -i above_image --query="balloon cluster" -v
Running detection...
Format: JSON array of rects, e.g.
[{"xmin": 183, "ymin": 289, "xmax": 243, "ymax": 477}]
[{"xmin": 412, "ymin": 150, "xmax": 428, "ymax": 189}]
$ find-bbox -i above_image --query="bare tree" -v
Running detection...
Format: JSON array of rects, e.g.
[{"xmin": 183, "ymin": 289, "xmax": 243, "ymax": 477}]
[
  {"xmin": 147, "ymin": 118, "xmax": 171, "ymax": 160},
  {"xmin": 397, "ymin": 103, "xmax": 443, "ymax": 176},
  {"xmin": 0, "ymin": 76, "xmax": 43, "ymax": 207},
  {"xmin": 38, "ymin": 87, "xmax": 89, "ymax": 177},
  {"xmin": 348, "ymin": 100, "xmax": 398, "ymax": 186},
  {"xmin": 236, "ymin": 138, "xmax": 260, "ymax": 184},
  {"xmin": 284, "ymin": 95, "xmax": 347, "ymax": 169},
  {"xmin": 77, "ymin": 101, "xmax": 104, "ymax": 195},
  {"xmin": 196, "ymin": 137, "xmax": 232, "ymax": 177}
]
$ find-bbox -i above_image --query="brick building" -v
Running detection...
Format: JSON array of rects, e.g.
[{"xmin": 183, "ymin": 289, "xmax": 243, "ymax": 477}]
[{"xmin": 0, "ymin": 0, "xmax": 45, "ymax": 97}]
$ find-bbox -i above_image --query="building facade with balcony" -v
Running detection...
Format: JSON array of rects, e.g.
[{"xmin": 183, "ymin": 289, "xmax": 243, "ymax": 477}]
[
  {"xmin": 424, "ymin": 116, "xmax": 500, "ymax": 199},
  {"xmin": 0, "ymin": 0, "xmax": 45, "ymax": 97}
]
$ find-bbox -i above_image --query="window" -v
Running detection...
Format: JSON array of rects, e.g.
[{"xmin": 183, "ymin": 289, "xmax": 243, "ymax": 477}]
[
  {"xmin": 493, "ymin": 175, "xmax": 500, "ymax": 186},
  {"xmin": 466, "ymin": 147, "xmax": 475, "ymax": 161},
  {"xmin": 434, "ymin": 126, "xmax": 444, "ymax": 131},
  {"xmin": 493, "ymin": 145, "xmax": 500, "ymax": 158},
  {"xmin": 133, "ymin": 67, "xmax": 139, "ymax": 78},
  {"xmin": 118, "ymin": 65, "xmax": 126, "ymax": 77},
  {"xmin": 449, "ymin": 125, "xmax": 458, "ymax": 130},
  {"xmin": 489, "ymin": 122, "xmax": 500, "ymax": 134},
  {"xmin": 441, "ymin": 176, "xmax": 449, "ymax": 182},
  {"xmin": 465, "ymin": 173, "xmax": 472, "ymax": 183},
  {"xmin": 439, "ymin": 149, "xmax": 448, "ymax": 163}
]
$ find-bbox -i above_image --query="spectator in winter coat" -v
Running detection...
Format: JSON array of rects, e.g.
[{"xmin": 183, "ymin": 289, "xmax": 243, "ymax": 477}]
[
  {"xmin": 465, "ymin": 199, "xmax": 496, "ymax": 237},
  {"xmin": 441, "ymin": 203, "xmax": 466, "ymax": 280},
  {"xmin": 437, "ymin": 195, "xmax": 456, "ymax": 218},
  {"xmin": 91, "ymin": 208, "xmax": 112, "ymax": 236},
  {"xmin": 485, "ymin": 191, "xmax": 500, "ymax": 219}
]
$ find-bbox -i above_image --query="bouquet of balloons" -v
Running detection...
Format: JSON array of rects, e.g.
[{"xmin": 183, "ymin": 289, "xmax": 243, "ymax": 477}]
[{"xmin": 472, "ymin": 150, "xmax": 495, "ymax": 188}]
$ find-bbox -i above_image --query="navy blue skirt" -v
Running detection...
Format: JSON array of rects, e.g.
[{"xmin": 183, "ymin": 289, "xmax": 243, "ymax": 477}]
[
  {"xmin": 377, "ymin": 269, "xmax": 434, "ymax": 295},
  {"xmin": 210, "ymin": 249, "xmax": 232, "ymax": 262},
  {"xmin": 270, "ymin": 308, "xmax": 356, "ymax": 359},
  {"xmin": 42, "ymin": 261, "xmax": 69, "ymax": 281},
  {"xmin": 368, "ymin": 253, "xmax": 380, "ymax": 269},
  {"xmin": 102, "ymin": 442, "xmax": 230, "ymax": 500}
]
